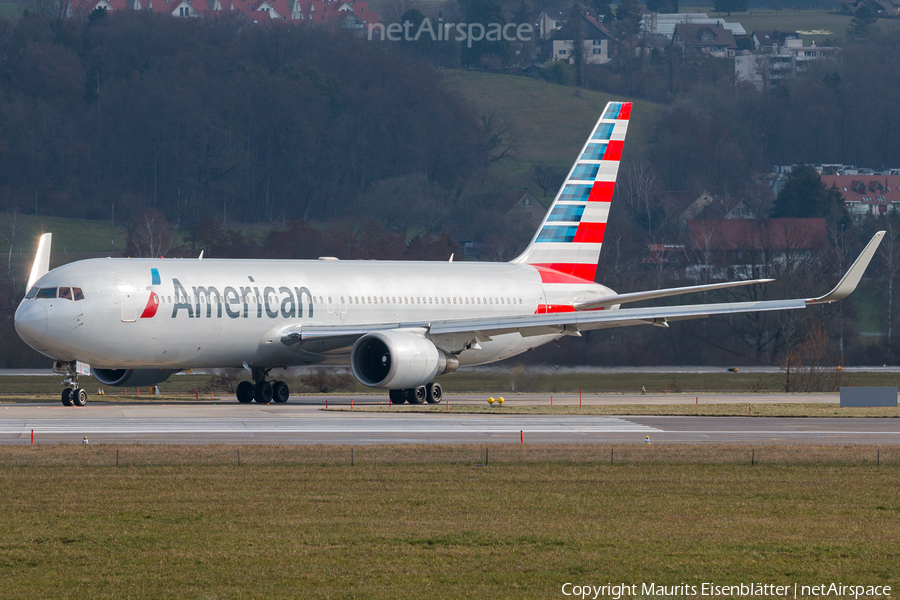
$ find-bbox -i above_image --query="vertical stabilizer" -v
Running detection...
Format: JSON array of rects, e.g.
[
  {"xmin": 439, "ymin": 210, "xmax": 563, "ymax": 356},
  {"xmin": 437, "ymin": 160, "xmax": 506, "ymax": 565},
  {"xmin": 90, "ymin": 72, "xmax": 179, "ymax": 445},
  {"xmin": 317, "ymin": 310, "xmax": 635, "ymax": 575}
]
[
  {"xmin": 512, "ymin": 101, "xmax": 631, "ymax": 281},
  {"xmin": 25, "ymin": 233, "xmax": 52, "ymax": 292}
]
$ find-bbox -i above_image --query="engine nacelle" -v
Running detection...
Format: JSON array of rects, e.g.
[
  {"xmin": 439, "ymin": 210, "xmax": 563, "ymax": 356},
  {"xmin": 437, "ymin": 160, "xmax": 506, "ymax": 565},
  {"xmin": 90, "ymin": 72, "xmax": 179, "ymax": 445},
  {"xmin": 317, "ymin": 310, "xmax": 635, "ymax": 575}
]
[
  {"xmin": 351, "ymin": 330, "xmax": 458, "ymax": 389},
  {"xmin": 91, "ymin": 368, "xmax": 176, "ymax": 387}
]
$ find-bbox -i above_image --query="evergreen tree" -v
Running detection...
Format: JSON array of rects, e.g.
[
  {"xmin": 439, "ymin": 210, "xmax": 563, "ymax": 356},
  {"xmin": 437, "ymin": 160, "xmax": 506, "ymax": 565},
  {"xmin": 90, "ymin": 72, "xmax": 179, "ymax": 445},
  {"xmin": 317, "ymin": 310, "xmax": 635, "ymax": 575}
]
[
  {"xmin": 462, "ymin": 0, "xmax": 510, "ymax": 67},
  {"xmin": 848, "ymin": 3, "xmax": 879, "ymax": 40},
  {"xmin": 590, "ymin": 0, "xmax": 614, "ymax": 22},
  {"xmin": 770, "ymin": 166, "xmax": 847, "ymax": 226},
  {"xmin": 512, "ymin": 0, "xmax": 532, "ymax": 24},
  {"xmin": 615, "ymin": 0, "xmax": 644, "ymax": 35}
]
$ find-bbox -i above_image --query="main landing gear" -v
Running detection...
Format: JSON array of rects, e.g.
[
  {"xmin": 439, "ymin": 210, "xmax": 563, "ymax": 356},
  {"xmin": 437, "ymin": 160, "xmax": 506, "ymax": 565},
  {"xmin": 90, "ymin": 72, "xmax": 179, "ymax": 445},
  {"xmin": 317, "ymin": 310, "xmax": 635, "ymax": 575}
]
[
  {"xmin": 56, "ymin": 361, "xmax": 87, "ymax": 407},
  {"xmin": 389, "ymin": 382, "xmax": 442, "ymax": 405},
  {"xmin": 236, "ymin": 367, "xmax": 290, "ymax": 404}
]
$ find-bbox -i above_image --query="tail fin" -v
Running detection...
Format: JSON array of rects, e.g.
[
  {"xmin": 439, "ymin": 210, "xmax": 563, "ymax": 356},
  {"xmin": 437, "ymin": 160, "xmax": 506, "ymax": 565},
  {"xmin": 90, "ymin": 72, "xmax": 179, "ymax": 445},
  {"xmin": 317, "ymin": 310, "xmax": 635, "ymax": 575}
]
[
  {"xmin": 512, "ymin": 101, "xmax": 631, "ymax": 282},
  {"xmin": 25, "ymin": 233, "xmax": 52, "ymax": 293}
]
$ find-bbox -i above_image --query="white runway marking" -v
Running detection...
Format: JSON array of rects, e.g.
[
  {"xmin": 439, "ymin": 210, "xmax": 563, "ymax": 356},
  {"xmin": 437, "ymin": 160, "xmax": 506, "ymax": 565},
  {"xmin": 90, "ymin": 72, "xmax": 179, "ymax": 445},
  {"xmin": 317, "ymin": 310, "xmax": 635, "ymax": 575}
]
[{"xmin": 0, "ymin": 416, "xmax": 661, "ymax": 435}]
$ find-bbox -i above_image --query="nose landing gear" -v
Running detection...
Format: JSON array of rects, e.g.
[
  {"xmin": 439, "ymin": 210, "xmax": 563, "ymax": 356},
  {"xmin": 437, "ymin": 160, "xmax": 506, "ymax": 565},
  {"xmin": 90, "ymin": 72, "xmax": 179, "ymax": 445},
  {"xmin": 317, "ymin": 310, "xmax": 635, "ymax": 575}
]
[
  {"xmin": 56, "ymin": 361, "xmax": 88, "ymax": 407},
  {"xmin": 236, "ymin": 367, "xmax": 290, "ymax": 404}
]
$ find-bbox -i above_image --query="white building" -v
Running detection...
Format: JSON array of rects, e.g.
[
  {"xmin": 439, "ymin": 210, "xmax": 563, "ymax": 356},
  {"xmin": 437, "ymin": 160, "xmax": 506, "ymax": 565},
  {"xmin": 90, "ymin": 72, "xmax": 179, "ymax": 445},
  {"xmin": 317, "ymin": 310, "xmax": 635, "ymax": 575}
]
[{"xmin": 736, "ymin": 38, "xmax": 839, "ymax": 90}]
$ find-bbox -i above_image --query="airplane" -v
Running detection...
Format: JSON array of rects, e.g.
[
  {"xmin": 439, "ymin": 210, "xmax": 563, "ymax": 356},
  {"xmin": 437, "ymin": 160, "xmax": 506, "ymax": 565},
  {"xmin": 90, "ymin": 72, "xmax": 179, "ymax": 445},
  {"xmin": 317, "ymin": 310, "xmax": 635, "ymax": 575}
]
[{"xmin": 14, "ymin": 101, "xmax": 885, "ymax": 407}]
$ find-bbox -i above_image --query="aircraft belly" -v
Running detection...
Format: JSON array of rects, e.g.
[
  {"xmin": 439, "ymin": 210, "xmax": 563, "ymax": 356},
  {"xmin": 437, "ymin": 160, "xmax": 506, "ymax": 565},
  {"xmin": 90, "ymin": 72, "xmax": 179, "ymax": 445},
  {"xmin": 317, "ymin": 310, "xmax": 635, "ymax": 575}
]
[{"xmin": 456, "ymin": 332, "xmax": 562, "ymax": 366}]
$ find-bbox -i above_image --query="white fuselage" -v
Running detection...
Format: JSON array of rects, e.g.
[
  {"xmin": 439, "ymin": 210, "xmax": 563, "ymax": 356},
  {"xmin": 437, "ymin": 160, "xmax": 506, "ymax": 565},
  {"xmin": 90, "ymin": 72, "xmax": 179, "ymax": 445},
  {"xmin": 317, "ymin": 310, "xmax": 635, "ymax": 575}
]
[{"xmin": 15, "ymin": 257, "xmax": 614, "ymax": 370}]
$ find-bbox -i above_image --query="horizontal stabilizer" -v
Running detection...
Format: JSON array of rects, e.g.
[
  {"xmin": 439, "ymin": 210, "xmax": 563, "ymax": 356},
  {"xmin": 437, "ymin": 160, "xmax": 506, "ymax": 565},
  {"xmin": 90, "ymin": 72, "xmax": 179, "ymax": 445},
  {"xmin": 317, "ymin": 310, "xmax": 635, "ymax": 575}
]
[{"xmin": 573, "ymin": 278, "xmax": 775, "ymax": 311}]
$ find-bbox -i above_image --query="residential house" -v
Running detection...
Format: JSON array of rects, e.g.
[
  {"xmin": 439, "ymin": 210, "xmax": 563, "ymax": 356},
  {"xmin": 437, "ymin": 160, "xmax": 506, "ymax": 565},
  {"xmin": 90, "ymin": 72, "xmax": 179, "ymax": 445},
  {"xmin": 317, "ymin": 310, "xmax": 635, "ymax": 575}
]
[
  {"xmin": 671, "ymin": 23, "xmax": 737, "ymax": 58},
  {"xmin": 821, "ymin": 175, "xmax": 900, "ymax": 222},
  {"xmin": 854, "ymin": 0, "xmax": 900, "ymax": 15},
  {"xmin": 687, "ymin": 218, "xmax": 827, "ymax": 279},
  {"xmin": 640, "ymin": 12, "xmax": 745, "ymax": 46},
  {"xmin": 496, "ymin": 190, "xmax": 546, "ymax": 224},
  {"xmin": 65, "ymin": 0, "xmax": 127, "ymax": 17},
  {"xmin": 751, "ymin": 29, "xmax": 799, "ymax": 51},
  {"xmin": 551, "ymin": 12, "xmax": 617, "ymax": 65},
  {"xmin": 65, "ymin": 0, "xmax": 379, "ymax": 24},
  {"xmin": 736, "ymin": 38, "xmax": 838, "ymax": 90},
  {"xmin": 537, "ymin": 6, "xmax": 569, "ymax": 40}
]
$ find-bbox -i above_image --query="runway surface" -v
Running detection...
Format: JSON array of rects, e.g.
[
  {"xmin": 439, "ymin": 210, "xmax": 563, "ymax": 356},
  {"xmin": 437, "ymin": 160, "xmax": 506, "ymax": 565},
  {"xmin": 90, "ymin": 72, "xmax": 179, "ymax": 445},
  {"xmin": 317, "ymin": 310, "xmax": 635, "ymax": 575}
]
[{"xmin": 2, "ymin": 396, "xmax": 899, "ymax": 444}]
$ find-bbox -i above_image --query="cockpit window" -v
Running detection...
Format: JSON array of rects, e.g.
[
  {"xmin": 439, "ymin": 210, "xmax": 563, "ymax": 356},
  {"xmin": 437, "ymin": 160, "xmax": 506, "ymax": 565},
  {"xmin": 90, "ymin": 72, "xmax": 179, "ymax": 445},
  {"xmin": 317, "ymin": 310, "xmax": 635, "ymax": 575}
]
[
  {"xmin": 59, "ymin": 287, "xmax": 73, "ymax": 300},
  {"xmin": 35, "ymin": 287, "xmax": 57, "ymax": 299},
  {"xmin": 25, "ymin": 288, "xmax": 38, "ymax": 299},
  {"xmin": 73, "ymin": 288, "xmax": 84, "ymax": 301}
]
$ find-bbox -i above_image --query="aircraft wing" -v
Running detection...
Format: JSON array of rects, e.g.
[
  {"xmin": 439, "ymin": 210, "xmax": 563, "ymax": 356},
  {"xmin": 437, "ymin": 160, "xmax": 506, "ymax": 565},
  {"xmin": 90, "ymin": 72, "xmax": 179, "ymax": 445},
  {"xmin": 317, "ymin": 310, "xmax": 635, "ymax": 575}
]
[{"xmin": 285, "ymin": 231, "xmax": 884, "ymax": 344}]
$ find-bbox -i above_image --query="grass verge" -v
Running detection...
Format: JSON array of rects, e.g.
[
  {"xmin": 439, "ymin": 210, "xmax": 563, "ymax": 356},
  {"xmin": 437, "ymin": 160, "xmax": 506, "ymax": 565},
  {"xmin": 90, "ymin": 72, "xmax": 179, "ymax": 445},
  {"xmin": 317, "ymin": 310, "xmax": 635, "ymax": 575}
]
[
  {"xmin": 2, "ymin": 370, "xmax": 899, "ymax": 403},
  {"xmin": 337, "ymin": 402, "xmax": 900, "ymax": 417},
  {"xmin": 0, "ymin": 443, "xmax": 897, "ymax": 599}
]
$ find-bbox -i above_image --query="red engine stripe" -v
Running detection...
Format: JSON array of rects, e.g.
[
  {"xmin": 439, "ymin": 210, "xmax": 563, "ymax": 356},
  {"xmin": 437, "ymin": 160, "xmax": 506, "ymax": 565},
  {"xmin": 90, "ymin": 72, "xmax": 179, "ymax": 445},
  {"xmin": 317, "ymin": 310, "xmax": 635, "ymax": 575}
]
[
  {"xmin": 589, "ymin": 181, "xmax": 615, "ymax": 203},
  {"xmin": 604, "ymin": 140, "xmax": 624, "ymax": 162},
  {"xmin": 618, "ymin": 103, "xmax": 632, "ymax": 120},
  {"xmin": 574, "ymin": 222, "xmax": 606, "ymax": 244}
]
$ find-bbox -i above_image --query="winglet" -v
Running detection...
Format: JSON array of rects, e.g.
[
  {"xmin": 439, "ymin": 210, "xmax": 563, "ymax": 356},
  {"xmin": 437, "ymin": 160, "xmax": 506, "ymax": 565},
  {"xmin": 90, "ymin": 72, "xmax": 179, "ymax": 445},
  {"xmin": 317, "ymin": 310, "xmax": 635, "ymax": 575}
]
[
  {"xmin": 807, "ymin": 230, "xmax": 885, "ymax": 305},
  {"xmin": 25, "ymin": 233, "xmax": 52, "ymax": 293}
]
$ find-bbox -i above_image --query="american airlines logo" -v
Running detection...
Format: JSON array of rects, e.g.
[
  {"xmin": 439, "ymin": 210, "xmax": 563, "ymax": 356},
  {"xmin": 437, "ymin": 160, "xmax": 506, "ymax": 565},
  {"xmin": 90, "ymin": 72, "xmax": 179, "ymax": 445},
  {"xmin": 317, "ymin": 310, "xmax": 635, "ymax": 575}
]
[{"xmin": 140, "ymin": 273, "xmax": 315, "ymax": 320}]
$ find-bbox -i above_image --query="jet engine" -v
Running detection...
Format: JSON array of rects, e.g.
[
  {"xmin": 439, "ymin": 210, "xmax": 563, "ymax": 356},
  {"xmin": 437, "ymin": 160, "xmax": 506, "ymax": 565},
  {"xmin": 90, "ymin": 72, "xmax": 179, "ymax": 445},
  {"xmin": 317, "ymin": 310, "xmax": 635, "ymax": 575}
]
[
  {"xmin": 351, "ymin": 330, "xmax": 458, "ymax": 389},
  {"xmin": 91, "ymin": 368, "xmax": 176, "ymax": 387}
]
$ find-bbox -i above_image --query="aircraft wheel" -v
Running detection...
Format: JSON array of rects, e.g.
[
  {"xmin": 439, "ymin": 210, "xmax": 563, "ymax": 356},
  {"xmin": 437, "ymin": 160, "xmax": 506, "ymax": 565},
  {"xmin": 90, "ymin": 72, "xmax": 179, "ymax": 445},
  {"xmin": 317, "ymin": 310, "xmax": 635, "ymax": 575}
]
[
  {"xmin": 408, "ymin": 386, "xmax": 426, "ymax": 405},
  {"xmin": 72, "ymin": 388, "xmax": 87, "ymax": 407},
  {"xmin": 254, "ymin": 381, "xmax": 273, "ymax": 403},
  {"xmin": 272, "ymin": 381, "xmax": 290, "ymax": 403},
  {"xmin": 61, "ymin": 388, "xmax": 73, "ymax": 407},
  {"xmin": 389, "ymin": 389, "xmax": 405, "ymax": 405},
  {"xmin": 236, "ymin": 381, "xmax": 253, "ymax": 404},
  {"xmin": 425, "ymin": 382, "xmax": 443, "ymax": 404}
]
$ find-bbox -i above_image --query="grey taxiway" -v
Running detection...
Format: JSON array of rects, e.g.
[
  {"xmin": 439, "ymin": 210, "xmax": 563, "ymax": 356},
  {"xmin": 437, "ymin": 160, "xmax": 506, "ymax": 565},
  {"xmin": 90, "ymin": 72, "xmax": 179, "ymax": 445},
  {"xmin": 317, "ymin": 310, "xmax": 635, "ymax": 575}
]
[{"xmin": 2, "ymin": 393, "xmax": 899, "ymax": 445}]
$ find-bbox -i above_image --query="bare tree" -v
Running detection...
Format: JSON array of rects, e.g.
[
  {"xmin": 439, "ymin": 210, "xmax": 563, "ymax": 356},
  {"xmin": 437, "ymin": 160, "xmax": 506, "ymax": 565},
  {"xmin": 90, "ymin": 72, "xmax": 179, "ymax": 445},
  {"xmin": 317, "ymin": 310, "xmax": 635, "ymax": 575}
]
[
  {"xmin": 780, "ymin": 325, "xmax": 845, "ymax": 392},
  {"xmin": 621, "ymin": 159, "xmax": 660, "ymax": 237},
  {"xmin": 380, "ymin": 0, "xmax": 421, "ymax": 22},
  {"xmin": 1, "ymin": 209, "xmax": 24, "ymax": 282},
  {"xmin": 877, "ymin": 220, "xmax": 900, "ymax": 359},
  {"xmin": 482, "ymin": 113, "xmax": 517, "ymax": 163},
  {"xmin": 530, "ymin": 163, "xmax": 567, "ymax": 198},
  {"xmin": 126, "ymin": 210, "xmax": 173, "ymax": 258}
]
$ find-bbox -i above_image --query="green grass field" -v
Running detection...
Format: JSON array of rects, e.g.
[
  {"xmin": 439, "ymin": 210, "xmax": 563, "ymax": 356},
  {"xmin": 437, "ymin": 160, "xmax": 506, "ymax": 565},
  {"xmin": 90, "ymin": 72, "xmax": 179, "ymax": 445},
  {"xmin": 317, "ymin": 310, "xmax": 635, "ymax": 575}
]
[
  {"xmin": 444, "ymin": 71, "xmax": 661, "ymax": 199},
  {"xmin": 11, "ymin": 214, "xmax": 127, "ymax": 255},
  {"xmin": 348, "ymin": 402, "xmax": 900, "ymax": 417},
  {"xmin": 713, "ymin": 8, "xmax": 900, "ymax": 43},
  {"xmin": 0, "ymin": 444, "xmax": 897, "ymax": 599},
  {"xmin": 0, "ymin": 1, "xmax": 23, "ymax": 17}
]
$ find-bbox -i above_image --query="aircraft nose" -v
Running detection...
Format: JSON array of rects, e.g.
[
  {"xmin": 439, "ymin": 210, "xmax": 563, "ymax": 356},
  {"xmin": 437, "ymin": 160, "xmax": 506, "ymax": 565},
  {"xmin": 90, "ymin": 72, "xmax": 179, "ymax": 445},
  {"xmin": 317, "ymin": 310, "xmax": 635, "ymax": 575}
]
[{"xmin": 15, "ymin": 301, "xmax": 48, "ymax": 345}]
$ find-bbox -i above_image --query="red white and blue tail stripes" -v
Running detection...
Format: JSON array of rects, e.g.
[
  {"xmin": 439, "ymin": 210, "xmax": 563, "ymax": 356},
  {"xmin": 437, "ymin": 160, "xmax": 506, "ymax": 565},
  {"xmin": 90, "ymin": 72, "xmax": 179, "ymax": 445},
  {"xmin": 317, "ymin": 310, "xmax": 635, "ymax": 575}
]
[{"xmin": 513, "ymin": 101, "xmax": 631, "ymax": 283}]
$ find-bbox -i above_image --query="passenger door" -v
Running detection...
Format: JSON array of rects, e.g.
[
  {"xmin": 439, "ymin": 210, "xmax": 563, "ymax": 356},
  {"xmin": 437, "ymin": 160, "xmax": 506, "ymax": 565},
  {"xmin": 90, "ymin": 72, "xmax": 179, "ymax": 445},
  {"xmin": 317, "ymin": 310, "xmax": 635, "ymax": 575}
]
[{"xmin": 118, "ymin": 281, "xmax": 137, "ymax": 322}]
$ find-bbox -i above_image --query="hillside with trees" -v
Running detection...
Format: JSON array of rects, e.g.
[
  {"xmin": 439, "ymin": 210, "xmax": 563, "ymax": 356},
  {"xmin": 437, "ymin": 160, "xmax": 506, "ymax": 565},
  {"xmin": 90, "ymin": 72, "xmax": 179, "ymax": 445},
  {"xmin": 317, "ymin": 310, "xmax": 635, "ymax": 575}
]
[{"xmin": 3, "ymin": 9, "xmax": 900, "ymax": 370}]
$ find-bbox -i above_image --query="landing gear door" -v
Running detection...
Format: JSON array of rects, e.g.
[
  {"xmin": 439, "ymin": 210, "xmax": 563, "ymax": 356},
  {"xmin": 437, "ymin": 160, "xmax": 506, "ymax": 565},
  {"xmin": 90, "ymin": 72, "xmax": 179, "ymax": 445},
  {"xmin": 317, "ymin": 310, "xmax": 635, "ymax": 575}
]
[{"xmin": 118, "ymin": 281, "xmax": 137, "ymax": 322}]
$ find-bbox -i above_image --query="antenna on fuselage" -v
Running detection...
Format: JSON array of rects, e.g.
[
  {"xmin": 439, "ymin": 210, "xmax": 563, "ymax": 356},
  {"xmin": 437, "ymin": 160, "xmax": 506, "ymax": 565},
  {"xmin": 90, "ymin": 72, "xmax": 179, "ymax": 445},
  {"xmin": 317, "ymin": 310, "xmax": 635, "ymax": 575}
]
[
  {"xmin": 449, "ymin": 253, "xmax": 454, "ymax": 263},
  {"xmin": 198, "ymin": 251, "xmax": 204, "ymax": 261}
]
